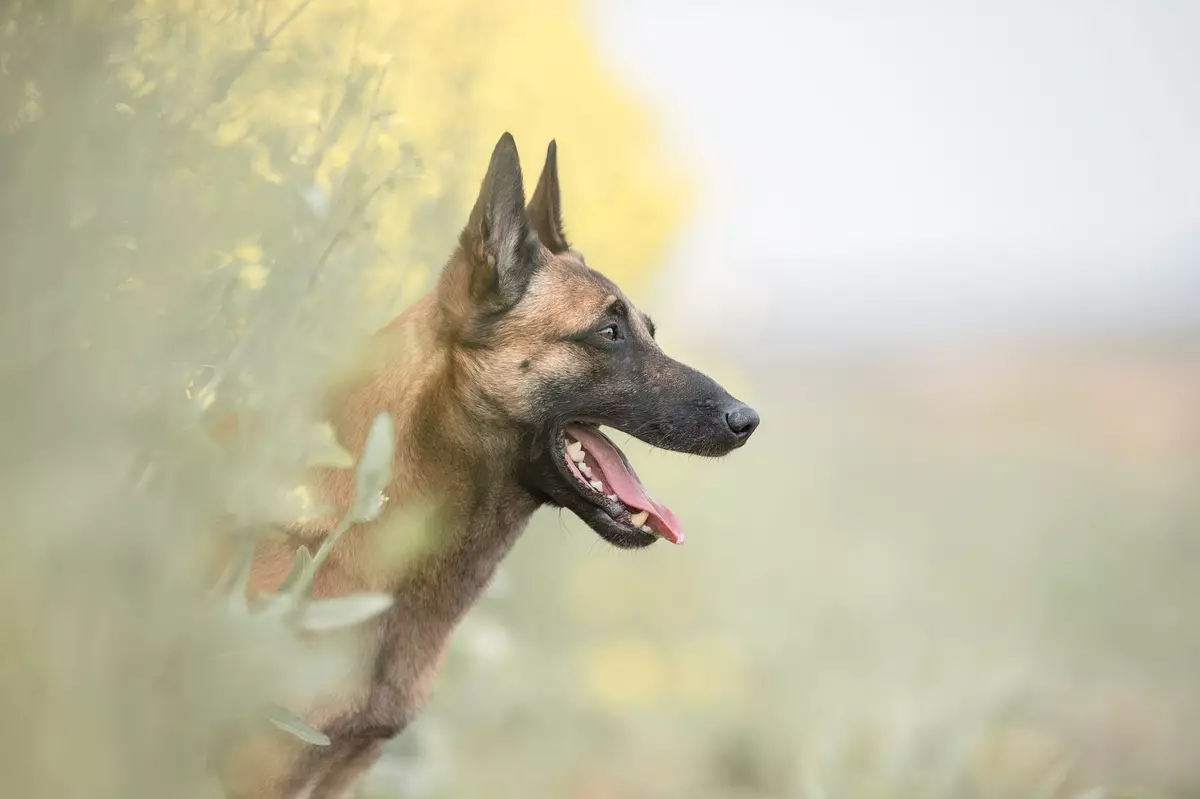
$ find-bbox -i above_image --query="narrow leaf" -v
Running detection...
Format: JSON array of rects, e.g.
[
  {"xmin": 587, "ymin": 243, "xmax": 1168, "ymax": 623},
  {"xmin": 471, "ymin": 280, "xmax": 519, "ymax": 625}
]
[
  {"xmin": 266, "ymin": 704, "xmax": 330, "ymax": 746},
  {"xmin": 298, "ymin": 593, "xmax": 394, "ymax": 632},
  {"xmin": 351, "ymin": 412, "xmax": 395, "ymax": 522},
  {"xmin": 277, "ymin": 545, "xmax": 313, "ymax": 595}
]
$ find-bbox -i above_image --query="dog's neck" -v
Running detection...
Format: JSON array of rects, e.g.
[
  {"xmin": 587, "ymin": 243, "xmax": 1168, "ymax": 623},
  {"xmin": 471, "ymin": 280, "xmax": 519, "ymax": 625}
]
[
  {"xmin": 306, "ymin": 290, "xmax": 537, "ymax": 618},
  {"xmin": 232, "ymin": 288, "xmax": 540, "ymax": 770}
]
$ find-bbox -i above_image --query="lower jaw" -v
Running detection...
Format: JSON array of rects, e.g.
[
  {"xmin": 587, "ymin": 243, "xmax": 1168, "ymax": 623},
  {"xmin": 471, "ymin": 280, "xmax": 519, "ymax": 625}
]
[
  {"xmin": 524, "ymin": 479, "xmax": 653, "ymax": 542},
  {"xmin": 589, "ymin": 516, "xmax": 659, "ymax": 549},
  {"xmin": 561, "ymin": 454, "xmax": 658, "ymax": 539},
  {"xmin": 572, "ymin": 482, "xmax": 661, "ymax": 541}
]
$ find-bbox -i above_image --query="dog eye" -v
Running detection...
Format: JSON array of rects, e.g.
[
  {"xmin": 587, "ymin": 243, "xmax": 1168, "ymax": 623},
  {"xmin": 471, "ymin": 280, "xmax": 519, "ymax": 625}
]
[{"xmin": 597, "ymin": 324, "xmax": 620, "ymax": 342}]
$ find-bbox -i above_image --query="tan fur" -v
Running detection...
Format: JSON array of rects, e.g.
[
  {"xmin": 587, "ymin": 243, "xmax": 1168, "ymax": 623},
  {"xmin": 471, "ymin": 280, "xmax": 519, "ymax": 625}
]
[{"xmin": 219, "ymin": 144, "xmax": 646, "ymax": 798}]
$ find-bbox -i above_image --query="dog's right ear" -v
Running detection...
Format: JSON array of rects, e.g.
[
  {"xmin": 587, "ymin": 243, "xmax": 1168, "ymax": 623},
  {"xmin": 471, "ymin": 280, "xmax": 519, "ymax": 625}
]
[
  {"xmin": 526, "ymin": 140, "xmax": 570, "ymax": 254},
  {"xmin": 459, "ymin": 132, "xmax": 539, "ymax": 308}
]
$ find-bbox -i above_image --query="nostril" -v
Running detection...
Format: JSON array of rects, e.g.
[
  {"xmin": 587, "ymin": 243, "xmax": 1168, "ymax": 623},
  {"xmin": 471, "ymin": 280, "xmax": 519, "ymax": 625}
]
[{"xmin": 725, "ymin": 404, "xmax": 760, "ymax": 439}]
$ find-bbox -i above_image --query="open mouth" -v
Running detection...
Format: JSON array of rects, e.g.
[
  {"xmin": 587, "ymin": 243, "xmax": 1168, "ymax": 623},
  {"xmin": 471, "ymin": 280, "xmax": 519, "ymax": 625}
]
[{"xmin": 560, "ymin": 423, "xmax": 685, "ymax": 545}]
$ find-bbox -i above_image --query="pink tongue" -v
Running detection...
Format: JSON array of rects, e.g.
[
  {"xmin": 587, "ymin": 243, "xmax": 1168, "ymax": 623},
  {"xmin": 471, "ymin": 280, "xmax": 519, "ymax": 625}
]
[{"xmin": 565, "ymin": 424, "xmax": 685, "ymax": 544}]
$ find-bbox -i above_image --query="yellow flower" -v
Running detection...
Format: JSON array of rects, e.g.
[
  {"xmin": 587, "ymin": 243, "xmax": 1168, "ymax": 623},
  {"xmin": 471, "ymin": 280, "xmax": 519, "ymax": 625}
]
[
  {"xmin": 238, "ymin": 263, "xmax": 268, "ymax": 291},
  {"xmin": 231, "ymin": 241, "xmax": 263, "ymax": 263}
]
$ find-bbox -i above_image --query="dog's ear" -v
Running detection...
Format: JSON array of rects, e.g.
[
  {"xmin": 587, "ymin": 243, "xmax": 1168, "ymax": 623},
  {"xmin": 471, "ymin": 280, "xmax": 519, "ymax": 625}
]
[
  {"xmin": 526, "ymin": 140, "xmax": 570, "ymax": 254},
  {"xmin": 460, "ymin": 132, "xmax": 539, "ymax": 307}
]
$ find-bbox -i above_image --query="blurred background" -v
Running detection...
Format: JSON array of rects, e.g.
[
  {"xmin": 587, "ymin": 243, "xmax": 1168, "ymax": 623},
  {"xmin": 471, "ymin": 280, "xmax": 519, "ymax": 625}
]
[{"xmin": 1, "ymin": 1, "xmax": 1198, "ymax": 798}]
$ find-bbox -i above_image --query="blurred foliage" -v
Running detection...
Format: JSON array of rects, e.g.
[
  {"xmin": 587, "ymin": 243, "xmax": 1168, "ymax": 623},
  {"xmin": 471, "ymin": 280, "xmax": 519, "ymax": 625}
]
[
  {"xmin": 1, "ymin": 3, "xmax": 1197, "ymax": 799},
  {"xmin": 1, "ymin": 0, "xmax": 684, "ymax": 322},
  {"xmin": 0, "ymin": 0, "xmax": 684, "ymax": 797}
]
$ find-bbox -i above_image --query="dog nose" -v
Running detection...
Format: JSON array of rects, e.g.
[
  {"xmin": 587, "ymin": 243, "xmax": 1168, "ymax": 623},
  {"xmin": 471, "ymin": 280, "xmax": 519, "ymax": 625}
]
[{"xmin": 724, "ymin": 402, "xmax": 760, "ymax": 441}]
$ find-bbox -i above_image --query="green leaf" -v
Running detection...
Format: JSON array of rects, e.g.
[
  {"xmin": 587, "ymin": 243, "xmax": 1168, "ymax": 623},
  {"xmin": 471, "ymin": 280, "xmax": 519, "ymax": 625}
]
[
  {"xmin": 350, "ymin": 411, "xmax": 394, "ymax": 523},
  {"xmin": 266, "ymin": 704, "xmax": 330, "ymax": 746},
  {"xmin": 283, "ymin": 413, "xmax": 395, "ymax": 602},
  {"xmin": 298, "ymin": 593, "xmax": 394, "ymax": 632},
  {"xmin": 277, "ymin": 545, "xmax": 313, "ymax": 595}
]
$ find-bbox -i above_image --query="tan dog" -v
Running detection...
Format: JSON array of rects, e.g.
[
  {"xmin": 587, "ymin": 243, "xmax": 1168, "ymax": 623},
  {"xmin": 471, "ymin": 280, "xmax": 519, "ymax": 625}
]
[{"xmin": 221, "ymin": 133, "xmax": 759, "ymax": 798}]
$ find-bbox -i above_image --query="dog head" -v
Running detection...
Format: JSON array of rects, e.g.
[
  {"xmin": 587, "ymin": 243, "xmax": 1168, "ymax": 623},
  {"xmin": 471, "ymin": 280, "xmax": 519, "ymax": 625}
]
[{"xmin": 438, "ymin": 133, "xmax": 759, "ymax": 548}]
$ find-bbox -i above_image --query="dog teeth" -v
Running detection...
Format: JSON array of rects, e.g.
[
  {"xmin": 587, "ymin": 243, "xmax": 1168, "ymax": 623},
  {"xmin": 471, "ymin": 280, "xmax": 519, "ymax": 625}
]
[
  {"xmin": 641, "ymin": 525, "xmax": 652, "ymax": 533},
  {"xmin": 566, "ymin": 441, "xmax": 585, "ymax": 463},
  {"xmin": 579, "ymin": 462, "xmax": 593, "ymax": 477},
  {"xmin": 629, "ymin": 510, "xmax": 649, "ymax": 527},
  {"xmin": 607, "ymin": 493, "xmax": 619, "ymax": 502},
  {"xmin": 589, "ymin": 479, "xmax": 604, "ymax": 491}
]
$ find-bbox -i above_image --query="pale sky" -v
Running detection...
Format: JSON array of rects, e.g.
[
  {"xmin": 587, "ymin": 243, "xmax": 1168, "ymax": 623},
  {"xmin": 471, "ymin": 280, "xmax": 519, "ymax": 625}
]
[{"xmin": 589, "ymin": 0, "xmax": 1200, "ymax": 353}]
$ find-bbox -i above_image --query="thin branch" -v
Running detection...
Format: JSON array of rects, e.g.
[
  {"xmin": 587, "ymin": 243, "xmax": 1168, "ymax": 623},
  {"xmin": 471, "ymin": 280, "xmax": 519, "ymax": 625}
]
[
  {"xmin": 261, "ymin": 0, "xmax": 318, "ymax": 48},
  {"xmin": 302, "ymin": 70, "xmax": 369, "ymax": 172},
  {"xmin": 199, "ymin": 0, "xmax": 321, "ymax": 111},
  {"xmin": 332, "ymin": 64, "xmax": 389, "ymax": 200},
  {"xmin": 307, "ymin": 163, "xmax": 404, "ymax": 289},
  {"xmin": 285, "ymin": 514, "xmax": 353, "ymax": 605}
]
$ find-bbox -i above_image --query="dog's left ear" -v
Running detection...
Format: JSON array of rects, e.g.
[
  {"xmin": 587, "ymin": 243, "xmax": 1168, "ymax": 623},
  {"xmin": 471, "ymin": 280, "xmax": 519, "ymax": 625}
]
[
  {"xmin": 526, "ymin": 140, "xmax": 570, "ymax": 254},
  {"xmin": 461, "ymin": 132, "xmax": 540, "ymax": 307}
]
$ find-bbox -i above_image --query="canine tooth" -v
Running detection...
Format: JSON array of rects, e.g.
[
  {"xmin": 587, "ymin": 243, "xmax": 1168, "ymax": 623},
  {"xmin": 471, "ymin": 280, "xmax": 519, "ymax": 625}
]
[
  {"xmin": 566, "ymin": 441, "xmax": 585, "ymax": 462},
  {"xmin": 589, "ymin": 480, "xmax": 604, "ymax": 491},
  {"xmin": 629, "ymin": 510, "xmax": 649, "ymax": 527}
]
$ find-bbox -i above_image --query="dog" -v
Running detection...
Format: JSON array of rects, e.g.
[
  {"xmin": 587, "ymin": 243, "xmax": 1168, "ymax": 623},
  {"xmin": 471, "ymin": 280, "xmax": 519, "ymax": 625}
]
[{"xmin": 221, "ymin": 133, "xmax": 760, "ymax": 798}]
